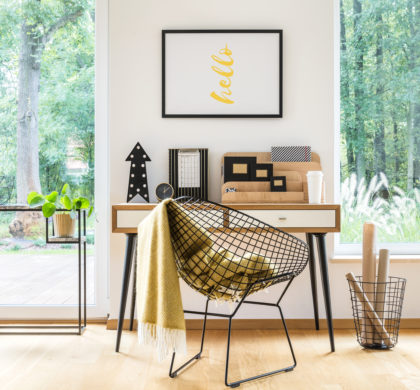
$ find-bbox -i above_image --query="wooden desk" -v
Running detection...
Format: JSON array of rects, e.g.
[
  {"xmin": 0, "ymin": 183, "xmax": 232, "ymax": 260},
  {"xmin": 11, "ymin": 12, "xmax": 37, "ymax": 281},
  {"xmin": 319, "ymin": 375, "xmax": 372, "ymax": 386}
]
[{"xmin": 112, "ymin": 202, "xmax": 340, "ymax": 353}]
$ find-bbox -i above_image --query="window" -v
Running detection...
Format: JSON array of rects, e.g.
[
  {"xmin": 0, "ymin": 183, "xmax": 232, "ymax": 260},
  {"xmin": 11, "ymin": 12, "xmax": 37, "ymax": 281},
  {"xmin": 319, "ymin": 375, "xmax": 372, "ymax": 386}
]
[
  {"xmin": 339, "ymin": 0, "xmax": 419, "ymax": 253},
  {"xmin": 0, "ymin": 1, "xmax": 98, "ymax": 309}
]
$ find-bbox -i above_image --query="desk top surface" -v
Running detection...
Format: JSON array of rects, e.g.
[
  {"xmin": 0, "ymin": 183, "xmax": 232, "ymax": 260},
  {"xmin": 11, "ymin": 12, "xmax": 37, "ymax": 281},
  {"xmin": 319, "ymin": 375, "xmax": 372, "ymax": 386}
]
[{"xmin": 112, "ymin": 202, "xmax": 340, "ymax": 210}]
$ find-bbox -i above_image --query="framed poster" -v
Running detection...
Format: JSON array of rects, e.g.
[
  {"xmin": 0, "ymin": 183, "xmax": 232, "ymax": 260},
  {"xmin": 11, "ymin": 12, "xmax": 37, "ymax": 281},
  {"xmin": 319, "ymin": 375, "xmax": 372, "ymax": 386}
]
[{"xmin": 162, "ymin": 30, "xmax": 283, "ymax": 118}]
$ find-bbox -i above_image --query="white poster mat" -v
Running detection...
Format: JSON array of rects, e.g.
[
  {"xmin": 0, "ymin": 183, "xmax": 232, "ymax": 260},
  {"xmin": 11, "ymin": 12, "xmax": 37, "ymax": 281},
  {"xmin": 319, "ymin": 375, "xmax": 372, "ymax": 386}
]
[{"xmin": 164, "ymin": 32, "xmax": 281, "ymax": 116}]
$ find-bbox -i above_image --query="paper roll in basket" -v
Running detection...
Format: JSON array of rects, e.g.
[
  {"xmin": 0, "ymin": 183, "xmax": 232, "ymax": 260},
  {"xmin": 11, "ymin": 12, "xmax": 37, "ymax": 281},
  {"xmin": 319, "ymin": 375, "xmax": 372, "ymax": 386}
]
[{"xmin": 361, "ymin": 222, "xmax": 377, "ymax": 344}]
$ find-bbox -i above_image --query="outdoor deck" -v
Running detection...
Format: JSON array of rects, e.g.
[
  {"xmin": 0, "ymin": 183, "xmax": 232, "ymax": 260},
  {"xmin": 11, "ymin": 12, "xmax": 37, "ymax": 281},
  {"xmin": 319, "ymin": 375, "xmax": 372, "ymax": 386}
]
[{"xmin": 0, "ymin": 254, "xmax": 94, "ymax": 305}]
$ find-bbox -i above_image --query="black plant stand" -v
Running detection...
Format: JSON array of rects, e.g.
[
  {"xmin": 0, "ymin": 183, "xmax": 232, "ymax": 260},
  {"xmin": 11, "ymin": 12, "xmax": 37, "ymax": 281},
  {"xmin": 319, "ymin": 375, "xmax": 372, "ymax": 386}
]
[{"xmin": 0, "ymin": 206, "xmax": 87, "ymax": 335}]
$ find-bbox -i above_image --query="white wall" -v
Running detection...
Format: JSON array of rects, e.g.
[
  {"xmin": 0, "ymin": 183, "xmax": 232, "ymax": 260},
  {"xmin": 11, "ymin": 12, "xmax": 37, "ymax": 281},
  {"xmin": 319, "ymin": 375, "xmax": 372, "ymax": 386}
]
[{"xmin": 107, "ymin": 0, "xmax": 419, "ymax": 321}]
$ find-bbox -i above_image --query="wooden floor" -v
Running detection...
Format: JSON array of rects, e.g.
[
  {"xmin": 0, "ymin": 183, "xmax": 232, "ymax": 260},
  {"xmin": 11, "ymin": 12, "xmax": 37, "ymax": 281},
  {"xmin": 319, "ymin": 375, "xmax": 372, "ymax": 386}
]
[{"xmin": 0, "ymin": 325, "xmax": 419, "ymax": 390}]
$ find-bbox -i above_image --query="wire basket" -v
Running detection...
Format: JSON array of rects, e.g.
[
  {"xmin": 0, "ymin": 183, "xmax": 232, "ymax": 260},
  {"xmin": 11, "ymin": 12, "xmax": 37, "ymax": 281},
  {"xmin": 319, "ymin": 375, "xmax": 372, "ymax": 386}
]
[{"xmin": 347, "ymin": 276, "xmax": 406, "ymax": 349}]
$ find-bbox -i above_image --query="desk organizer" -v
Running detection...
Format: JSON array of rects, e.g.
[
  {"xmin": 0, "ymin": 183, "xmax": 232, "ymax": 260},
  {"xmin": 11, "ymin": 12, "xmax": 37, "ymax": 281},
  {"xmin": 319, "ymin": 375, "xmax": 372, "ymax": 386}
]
[{"xmin": 221, "ymin": 152, "xmax": 324, "ymax": 203}]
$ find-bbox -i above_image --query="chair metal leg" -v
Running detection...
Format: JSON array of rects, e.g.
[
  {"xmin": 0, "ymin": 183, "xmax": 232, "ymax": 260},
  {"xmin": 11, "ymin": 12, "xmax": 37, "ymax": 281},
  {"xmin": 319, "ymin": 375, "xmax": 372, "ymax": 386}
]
[
  {"xmin": 169, "ymin": 298, "xmax": 209, "ymax": 378},
  {"xmin": 278, "ymin": 305, "xmax": 297, "ymax": 367},
  {"xmin": 225, "ymin": 287, "xmax": 297, "ymax": 387},
  {"xmin": 169, "ymin": 278, "xmax": 298, "ymax": 387}
]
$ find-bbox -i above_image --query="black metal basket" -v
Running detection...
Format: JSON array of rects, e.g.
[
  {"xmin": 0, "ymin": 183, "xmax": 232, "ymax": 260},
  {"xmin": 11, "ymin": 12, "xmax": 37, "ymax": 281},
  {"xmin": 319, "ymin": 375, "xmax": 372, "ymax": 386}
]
[{"xmin": 347, "ymin": 276, "xmax": 406, "ymax": 349}]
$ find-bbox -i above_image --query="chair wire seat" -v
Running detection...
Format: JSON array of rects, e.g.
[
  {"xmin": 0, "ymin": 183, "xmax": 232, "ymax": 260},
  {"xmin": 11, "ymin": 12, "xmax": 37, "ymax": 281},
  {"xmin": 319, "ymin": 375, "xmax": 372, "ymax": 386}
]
[
  {"xmin": 167, "ymin": 197, "xmax": 309, "ymax": 301},
  {"xmin": 166, "ymin": 198, "xmax": 310, "ymax": 388}
]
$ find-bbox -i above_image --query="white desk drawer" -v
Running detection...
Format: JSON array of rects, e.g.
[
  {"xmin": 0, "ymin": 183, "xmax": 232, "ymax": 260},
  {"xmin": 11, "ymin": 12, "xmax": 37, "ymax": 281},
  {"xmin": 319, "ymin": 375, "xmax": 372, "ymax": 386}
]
[
  {"xmin": 240, "ymin": 209, "xmax": 336, "ymax": 228},
  {"xmin": 112, "ymin": 204, "xmax": 340, "ymax": 233},
  {"xmin": 116, "ymin": 210, "xmax": 151, "ymax": 229}
]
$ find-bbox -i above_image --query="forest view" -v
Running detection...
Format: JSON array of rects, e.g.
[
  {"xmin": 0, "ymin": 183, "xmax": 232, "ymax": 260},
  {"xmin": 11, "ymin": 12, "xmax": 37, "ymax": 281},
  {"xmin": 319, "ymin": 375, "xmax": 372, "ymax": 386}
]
[
  {"xmin": 340, "ymin": 0, "xmax": 420, "ymax": 244},
  {"xmin": 0, "ymin": 0, "xmax": 95, "ymax": 305},
  {"xmin": 0, "ymin": 0, "xmax": 95, "ymax": 240}
]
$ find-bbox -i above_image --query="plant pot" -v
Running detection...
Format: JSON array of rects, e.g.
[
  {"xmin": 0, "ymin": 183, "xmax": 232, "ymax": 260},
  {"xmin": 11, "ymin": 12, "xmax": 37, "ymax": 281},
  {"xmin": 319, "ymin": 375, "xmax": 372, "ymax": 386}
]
[{"xmin": 53, "ymin": 214, "xmax": 75, "ymax": 238}]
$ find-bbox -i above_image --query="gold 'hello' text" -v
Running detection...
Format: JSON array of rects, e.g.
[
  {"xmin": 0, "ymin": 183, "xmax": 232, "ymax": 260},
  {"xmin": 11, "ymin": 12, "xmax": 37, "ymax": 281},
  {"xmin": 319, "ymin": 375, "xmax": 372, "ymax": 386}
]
[{"xmin": 210, "ymin": 44, "xmax": 234, "ymax": 104}]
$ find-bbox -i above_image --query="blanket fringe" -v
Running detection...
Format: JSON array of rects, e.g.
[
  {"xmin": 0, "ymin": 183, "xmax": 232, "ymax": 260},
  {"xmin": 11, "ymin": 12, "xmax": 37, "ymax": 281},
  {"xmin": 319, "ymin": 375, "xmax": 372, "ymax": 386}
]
[{"xmin": 138, "ymin": 322, "xmax": 186, "ymax": 362}]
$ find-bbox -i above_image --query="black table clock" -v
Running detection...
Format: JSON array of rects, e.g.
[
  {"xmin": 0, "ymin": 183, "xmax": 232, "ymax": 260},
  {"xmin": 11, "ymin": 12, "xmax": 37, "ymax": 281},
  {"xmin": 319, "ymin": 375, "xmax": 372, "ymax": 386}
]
[{"xmin": 156, "ymin": 183, "xmax": 174, "ymax": 201}]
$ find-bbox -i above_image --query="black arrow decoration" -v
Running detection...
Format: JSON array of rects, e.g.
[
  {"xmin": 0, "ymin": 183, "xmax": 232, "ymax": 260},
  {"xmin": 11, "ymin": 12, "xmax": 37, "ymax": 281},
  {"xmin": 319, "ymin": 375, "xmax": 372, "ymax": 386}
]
[{"xmin": 126, "ymin": 142, "xmax": 151, "ymax": 203}]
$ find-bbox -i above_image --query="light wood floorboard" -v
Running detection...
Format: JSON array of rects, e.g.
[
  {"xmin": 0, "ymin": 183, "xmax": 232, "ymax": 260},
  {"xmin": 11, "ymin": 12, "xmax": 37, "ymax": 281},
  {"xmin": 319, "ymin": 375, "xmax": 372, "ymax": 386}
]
[{"xmin": 0, "ymin": 325, "xmax": 419, "ymax": 390}]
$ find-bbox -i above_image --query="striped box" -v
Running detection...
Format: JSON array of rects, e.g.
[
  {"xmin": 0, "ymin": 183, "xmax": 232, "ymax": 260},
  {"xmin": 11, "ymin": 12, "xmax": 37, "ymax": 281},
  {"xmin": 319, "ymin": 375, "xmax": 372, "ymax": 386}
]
[{"xmin": 271, "ymin": 146, "xmax": 311, "ymax": 162}]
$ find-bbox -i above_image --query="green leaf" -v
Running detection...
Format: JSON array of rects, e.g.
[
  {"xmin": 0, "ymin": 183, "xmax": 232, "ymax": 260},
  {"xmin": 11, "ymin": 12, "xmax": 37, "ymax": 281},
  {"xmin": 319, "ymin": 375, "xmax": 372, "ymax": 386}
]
[
  {"xmin": 73, "ymin": 198, "xmax": 82, "ymax": 209},
  {"xmin": 61, "ymin": 195, "xmax": 72, "ymax": 210},
  {"xmin": 45, "ymin": 191, "xmax": 58, "ymax": 203},
  {"xmin": 27, "ymin": 192, "xmax": 45, "ymax": 207},
  {"xmin": 88, "ymin": 206, "xmax": 93, "ymax": 218},
  {"xmin": 78, "ymin": 197, "xmax": 90, "ymax": 209},
  {"xmin": 27, "ymin": 191, "xmax": 40, "ymax": 204},
  {"xmin": 61, "ymin": 183, "xmax": 69, "ymax": 195},
  {"xmin": 42, "ymin": 202, "xmax": 56, "ymax": 218}
]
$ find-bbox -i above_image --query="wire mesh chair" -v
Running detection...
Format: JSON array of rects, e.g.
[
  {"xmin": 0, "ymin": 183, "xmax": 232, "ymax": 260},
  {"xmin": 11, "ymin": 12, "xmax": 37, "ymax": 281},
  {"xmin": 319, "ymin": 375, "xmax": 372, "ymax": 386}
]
[{"xmin": 166, "ymin": 198, "xmax": 309, "ymax": 388}]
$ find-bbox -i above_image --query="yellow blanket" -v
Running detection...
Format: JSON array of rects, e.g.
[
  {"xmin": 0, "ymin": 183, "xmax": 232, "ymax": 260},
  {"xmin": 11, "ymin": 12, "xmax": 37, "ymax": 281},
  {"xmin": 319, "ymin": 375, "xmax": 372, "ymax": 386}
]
[
  {"xmin": 136, "ymin": 199, "xmax": 186, "ymax": 361},
  {"xmin": 137, "ymin": 199, "xmax": 274, "ymax": 361}
]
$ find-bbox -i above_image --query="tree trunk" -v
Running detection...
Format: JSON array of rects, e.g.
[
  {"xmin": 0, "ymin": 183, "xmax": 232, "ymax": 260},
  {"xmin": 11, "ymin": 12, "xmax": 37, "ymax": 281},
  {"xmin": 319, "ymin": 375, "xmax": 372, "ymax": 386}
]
[
  {"xmin": 407, "ymin": 103, "xmax": 415, "ymax": 191},
  {"xmin": 406, "ymin": 0, "xmax": 419, "ymax": 191},
  {"xmin": 341, "ymin": 0, "xmax": 355, "ymax": 176},
  {"xmin": 392, "ymin": 111, "xmax": 400, "ymax": 184},
  {"xmin": 16, "ymin": 22, "xmax": 43, "ymax": 202},
  {"xmin": 414, "ymin": 104, "xmax": 420, "ymax": 188},
  {"xmin": 415, "ymin": 0, "xmax": 420, "ymax": 189},
  {"xmin": 353, "ymin": 0, "xmax": 366, "ymax": 182},
  {"xmin": 374, "ymin": 10, "xmax": 386, "ymax": 176},
  {"xmin": 8, "ymin": 5, "xmax": 85, "ymax": 238},
  {"xmin": 9, "ymin": 21, "xmax": 44, "ymax": 238}
]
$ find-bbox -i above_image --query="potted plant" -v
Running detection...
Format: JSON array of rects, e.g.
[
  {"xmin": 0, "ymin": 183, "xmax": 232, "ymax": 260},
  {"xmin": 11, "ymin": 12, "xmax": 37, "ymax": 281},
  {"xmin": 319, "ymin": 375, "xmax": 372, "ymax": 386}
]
[{"xmin": 27, "ymin": 184, "xmax": 93, "ymax": 238}]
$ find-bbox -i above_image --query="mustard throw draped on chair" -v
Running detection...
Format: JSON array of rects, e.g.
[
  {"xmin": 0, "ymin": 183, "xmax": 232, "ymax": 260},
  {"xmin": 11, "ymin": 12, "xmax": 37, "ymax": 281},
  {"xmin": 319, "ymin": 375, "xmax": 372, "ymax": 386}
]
[{"xmin": 136, "ymin": 199, "xmax": 186, "ymax": 361}]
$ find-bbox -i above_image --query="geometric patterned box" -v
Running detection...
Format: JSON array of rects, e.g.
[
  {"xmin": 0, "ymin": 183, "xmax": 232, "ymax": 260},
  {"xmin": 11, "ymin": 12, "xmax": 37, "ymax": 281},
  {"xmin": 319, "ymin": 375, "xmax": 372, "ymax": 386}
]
[{"xmin": 271, "ymin": 146, "xmax": 311, "ymax": 162}]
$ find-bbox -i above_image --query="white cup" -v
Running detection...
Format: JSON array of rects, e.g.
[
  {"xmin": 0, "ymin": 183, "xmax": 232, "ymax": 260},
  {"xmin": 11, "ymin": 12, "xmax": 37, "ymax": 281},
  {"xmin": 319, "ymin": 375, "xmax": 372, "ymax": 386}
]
[{"xmin": 306, "ymin": 171, "xmax": 323, "ymax": 204}]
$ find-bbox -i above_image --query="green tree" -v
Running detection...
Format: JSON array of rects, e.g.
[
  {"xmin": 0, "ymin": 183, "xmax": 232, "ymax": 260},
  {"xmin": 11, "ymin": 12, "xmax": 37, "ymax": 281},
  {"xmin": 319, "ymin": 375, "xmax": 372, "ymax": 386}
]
[
  {"xmin": 0, "ymin": 0, "xmax": 94, "ymax": 237},
  {"xmin": 340, "ymin": 0, "xmax": 420, "ymax": 243},
  {"xmin": 340, "ymin": 0, "xmax": 420, "ymax": 190}
]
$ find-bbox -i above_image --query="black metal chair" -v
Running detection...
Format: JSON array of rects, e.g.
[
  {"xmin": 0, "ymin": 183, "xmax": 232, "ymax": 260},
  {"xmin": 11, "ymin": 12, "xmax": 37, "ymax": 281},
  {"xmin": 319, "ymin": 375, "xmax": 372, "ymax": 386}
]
[{"xmin": 166, "ymin": 198, "xmax": 309, "ymax": 388}]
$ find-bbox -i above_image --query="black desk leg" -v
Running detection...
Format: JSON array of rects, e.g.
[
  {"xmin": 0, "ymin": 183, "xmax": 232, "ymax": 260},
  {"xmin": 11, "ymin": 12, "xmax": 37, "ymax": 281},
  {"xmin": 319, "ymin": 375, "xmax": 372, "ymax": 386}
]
[
  {"xmin": 116, "ymin": 233, "xmax": 136, "ymax": 352},
  {"xmin": 129, "ymin": 253, "xmax": 137, "ymax": 331},
  {"xmin": 306, "ymin": 233, "xmax": 319, "ymax": 331},
  {"xmin": 314, "ymin": 233, "xmax": 335, "ymax": 352}
]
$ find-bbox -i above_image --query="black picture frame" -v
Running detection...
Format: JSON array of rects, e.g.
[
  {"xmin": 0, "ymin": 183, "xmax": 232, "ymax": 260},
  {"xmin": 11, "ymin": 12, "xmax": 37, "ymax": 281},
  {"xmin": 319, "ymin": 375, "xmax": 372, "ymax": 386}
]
[
  {"xmin": 270, "ymin": 176, "xmax": 287, "ymax": 192},
  {"xmin": 162, "ymin": 29, "xmax": 283, "ymax": 118},
  {"xmin": 224, "ymin": 156, "xmax": 256, "ymax": 182}
]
